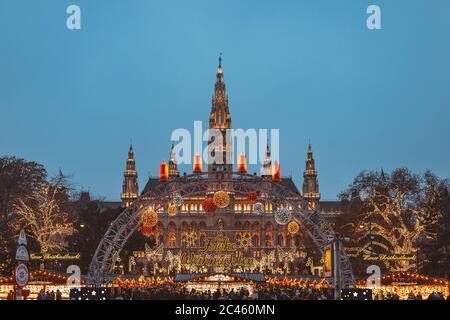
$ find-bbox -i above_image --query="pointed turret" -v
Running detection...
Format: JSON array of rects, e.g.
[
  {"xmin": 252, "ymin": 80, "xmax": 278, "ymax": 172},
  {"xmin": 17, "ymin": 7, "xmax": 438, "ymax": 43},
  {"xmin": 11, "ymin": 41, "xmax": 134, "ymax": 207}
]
[
  {"xmin": 168, "ymin": 143, "xmax": 179, "ymax": 178},
  {"xmin": 302, "ymin": 144, "xmax": 320, "ymax": 201},
  {"xmin": 121, "ymin": 144, "xmax": 139, "ymax": 207},
  {"xmin": 262, "ymin": 139, "xmax": 272, "ymax": 177}
]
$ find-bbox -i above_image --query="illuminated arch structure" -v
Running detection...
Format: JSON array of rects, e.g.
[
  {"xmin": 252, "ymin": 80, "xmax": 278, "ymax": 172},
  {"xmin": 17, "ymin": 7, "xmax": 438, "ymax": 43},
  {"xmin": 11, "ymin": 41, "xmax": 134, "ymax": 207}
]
[{"xmin": 88, "ymin": 173, "xmax": 355, "ymax": 289}]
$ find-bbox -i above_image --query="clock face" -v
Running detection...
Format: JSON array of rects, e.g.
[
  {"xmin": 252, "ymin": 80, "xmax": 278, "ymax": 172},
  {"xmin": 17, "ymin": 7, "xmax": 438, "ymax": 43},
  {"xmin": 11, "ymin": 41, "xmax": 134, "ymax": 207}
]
[{"xmin": 15, "ymin": 263, "xmax": 29, "ymax": 288}]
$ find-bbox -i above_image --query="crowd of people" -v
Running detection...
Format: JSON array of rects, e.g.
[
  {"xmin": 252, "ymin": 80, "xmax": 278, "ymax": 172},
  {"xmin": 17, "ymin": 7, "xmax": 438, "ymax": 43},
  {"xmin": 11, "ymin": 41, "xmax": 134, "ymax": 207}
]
[
  {"xmin": 36, "ymin": 289, "xmax": 63, "ymax": 300},
  {"xmin": 5, "ymin": 289, "xmax": 64, "ymax": 300},
  {"xmin": 109, "ymin": 284, "xmax": 333, "ymax": 300},
  {"xmin": 108, "ymin": 284, "xmax": 450, "ymax": 300}
]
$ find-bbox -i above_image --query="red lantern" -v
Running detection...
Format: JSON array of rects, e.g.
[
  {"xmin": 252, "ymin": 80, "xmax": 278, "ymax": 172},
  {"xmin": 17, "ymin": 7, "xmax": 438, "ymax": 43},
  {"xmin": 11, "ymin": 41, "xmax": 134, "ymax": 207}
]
[
  {"xmin": 159, "ymin": 160, "xmax": 168, "ymax": 182},
  {"xmin": 247, "ymin": 191, "xmax": 257, "ymax": 203},
  {"xmin": 272, "ymin": 161, "xmax": 281, "ymax": 182},
  {"xmin": 140, "ymin": 225, "xmax": 152, "ymax": 237},
  {"xmin": 237, "ymin": 153, "xmax": 247, "ymax": 174},
  {"xmin": 202, "ymin": 198, "xmax": 217, "ymax": 214},
  {"xmin": 193, "ymin": 154, "xmax": 203, "ymax": 173}
]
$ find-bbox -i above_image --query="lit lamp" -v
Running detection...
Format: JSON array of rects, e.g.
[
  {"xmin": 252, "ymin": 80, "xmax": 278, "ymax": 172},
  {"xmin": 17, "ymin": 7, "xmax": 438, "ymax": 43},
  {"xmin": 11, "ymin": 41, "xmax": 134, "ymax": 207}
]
[
  {"xmin": 193, "ymin": 154, "xmax": 203, "ymax": 173},
  {"xmin": 159, "ymin": 160, "xmax": 168, "ymax": 182},
  {"xmin": 272, "ymin": 161, "xmax": 281, "ymax": 182},
  {"xmin": 237, "ymin": 153, "xmax": 247, "ymax": 173}
]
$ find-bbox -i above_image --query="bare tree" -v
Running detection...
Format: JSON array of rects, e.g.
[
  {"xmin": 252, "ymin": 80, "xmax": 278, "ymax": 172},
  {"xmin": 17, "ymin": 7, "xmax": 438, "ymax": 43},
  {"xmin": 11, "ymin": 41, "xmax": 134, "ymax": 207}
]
[
  {"xmin": 13, "ymin": 173, "xmax": 74, "ymax": 254},
  {"xmin": 340, "ymin": 168, "xmax": 434, "ymax": 272}
]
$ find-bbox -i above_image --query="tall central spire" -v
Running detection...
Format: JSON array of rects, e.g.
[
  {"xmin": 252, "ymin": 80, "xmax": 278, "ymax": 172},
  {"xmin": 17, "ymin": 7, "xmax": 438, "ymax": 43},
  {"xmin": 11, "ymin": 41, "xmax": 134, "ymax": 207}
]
[
  {"xmin": 210, "ymin": 54, "xmax": 230, "ymax": 129},
  {"xmin": 208, "ymin": 55, "xmax": 233, "ymax": 180},
  {"xmin": 302, "ymin": 144, "xmax": 320, "ymax": 202},
  {"xmin": 121, "ymin": 144, "xmax": 139, "ymax": 207}
]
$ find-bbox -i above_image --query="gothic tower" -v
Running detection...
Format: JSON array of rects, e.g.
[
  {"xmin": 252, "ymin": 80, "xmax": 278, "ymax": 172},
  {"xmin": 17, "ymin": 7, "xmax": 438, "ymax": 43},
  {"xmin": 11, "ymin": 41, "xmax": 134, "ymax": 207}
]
[
  {"xmin": 302, "ymin": 144, "xmax": 320, "ymax": 201},
  {"xmin": 121, "ymin": 144, "xmax": 139, "ymax": 207},
  {"xmin": 208, "ymin": 55, "xmax": 233, "ymax": 180},
  {"xmin": 262, "ymin": 140, "xmax": 272, "ymax": 177},
  {"xmin": 168, "ymin": 143, "xmax": 179, "ymax": 179}
]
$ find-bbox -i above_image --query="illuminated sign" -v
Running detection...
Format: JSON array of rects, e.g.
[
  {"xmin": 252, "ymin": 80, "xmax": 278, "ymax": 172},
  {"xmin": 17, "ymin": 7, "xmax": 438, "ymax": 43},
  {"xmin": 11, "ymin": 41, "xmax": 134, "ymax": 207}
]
[
  {"xmin": 181, "ymin": 234, "xmax": 255, "ymax": 268},
  {"xmin": 323, "ymin": 244, "xmax": 333, "ymax": 277},
  {"xmin": 362, "ymin": 254, "xmax": 416, "ymax": 261},
  {"xmin": 30, "ymin": 253, "xmax": 81, "ymax": 260}
]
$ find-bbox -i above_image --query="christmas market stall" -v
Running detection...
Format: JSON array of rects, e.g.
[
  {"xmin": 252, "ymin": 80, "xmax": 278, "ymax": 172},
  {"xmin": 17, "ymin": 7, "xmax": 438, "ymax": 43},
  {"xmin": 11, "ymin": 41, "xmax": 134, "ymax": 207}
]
[
  {"xmin": 0, "ymin": 270, "xmax": 84, "ymax": 300},
  {"xmin": 358, "ymin": 272, "xmax": 450, "ymax": 300},
  {"xmin": 174, "ymin": 273, "xmax": 266, "ymax": 295}
]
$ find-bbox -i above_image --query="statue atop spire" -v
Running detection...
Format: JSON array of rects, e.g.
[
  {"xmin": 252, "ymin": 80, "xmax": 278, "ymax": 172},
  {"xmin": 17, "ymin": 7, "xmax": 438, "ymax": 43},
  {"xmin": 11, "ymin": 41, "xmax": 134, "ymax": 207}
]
[{"xmin": 121, "ymin": 144, "xmax": 139, "ymax": 207}]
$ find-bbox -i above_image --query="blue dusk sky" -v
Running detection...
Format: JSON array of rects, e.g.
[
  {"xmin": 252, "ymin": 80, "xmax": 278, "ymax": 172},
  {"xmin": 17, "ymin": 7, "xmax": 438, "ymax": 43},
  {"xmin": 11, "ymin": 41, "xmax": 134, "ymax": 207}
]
[{"xmin": 1, "ymin": 0, "xmax": 449, "ymax": 201}]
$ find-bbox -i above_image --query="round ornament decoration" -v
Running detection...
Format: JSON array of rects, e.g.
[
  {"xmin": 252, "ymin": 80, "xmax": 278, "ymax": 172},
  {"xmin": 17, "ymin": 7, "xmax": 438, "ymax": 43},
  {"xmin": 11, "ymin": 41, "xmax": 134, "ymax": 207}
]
[
  {"xmin": 275, "ymin": 207, "xmax": 292, "ymax": 225},
  {"xmin": 202, "ymin": 198, "xmax": 217, "ymax": 214},
  {"xmin": 288, "ymin": 221, "xmax": 300, "ymax": 235},
  {"xmin": 15, "ymin": 263, "xmax": 29, "ymax": 288},
  {"xmin": 213, "ymin": 191, "xmax": 230, "ymax": 209},
  {"xmin": 140, "ymin": 225, "xmax": 152, "ymax": 238},
  {"xmin": 252, "ymin": 202, "xmax": 265, "ymax": 215},
  {"xmin": 168, "ymin": 203, "xmax": 177, "ymax": 216},
  {"xmin": 141, "ymin": 209, "xmax": 158, "ymax": 227},
  {"xmin": 246, "ymin": 192, "xmax": 257, "ymax": 204},
  {"xmin": 172, "ymin": 194, "xmax": 183, "ymax": 207}
]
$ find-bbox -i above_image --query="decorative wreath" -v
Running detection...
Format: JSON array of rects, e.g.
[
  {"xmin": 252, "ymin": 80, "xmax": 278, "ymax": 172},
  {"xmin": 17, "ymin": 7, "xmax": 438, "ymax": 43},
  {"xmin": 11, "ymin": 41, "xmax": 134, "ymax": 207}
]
[
  {"xmin": 253, "ymin": 202, "xmax": 265, "ymax": 215},
  {"xmin": 275, "ymin": 207, "xmax": 292, "ymax": 225},
  {"xmin": 172, "ymin": 194, "xmax": 183, "ymax": 207},
  {"xmin": 213, "ymin": 191, "xmax": 230, "ymax": 208},
  {"xmin": 203, "ymin": 198, "xmax": 217, "ymax": 214},
  {"xmin": 141, "ymin": 209, "xmax": 158, "ymax": 227},
  {"xmin": 288, "ymin": 221, "xmax": 300, "ymax": 235}
]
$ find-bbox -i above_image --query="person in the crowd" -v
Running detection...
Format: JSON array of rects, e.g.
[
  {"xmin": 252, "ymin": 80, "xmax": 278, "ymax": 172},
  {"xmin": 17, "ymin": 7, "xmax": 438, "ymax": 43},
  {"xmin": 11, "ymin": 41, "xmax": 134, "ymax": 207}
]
[{"xmin": 7, "ymin": 290, "xmax": 15, "ymax": 300}]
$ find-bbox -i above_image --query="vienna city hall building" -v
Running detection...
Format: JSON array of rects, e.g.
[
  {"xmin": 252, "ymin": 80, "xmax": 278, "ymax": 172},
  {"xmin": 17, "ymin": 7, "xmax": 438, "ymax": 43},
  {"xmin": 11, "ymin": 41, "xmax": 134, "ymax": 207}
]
[{"xmin": 88, "ymin": 58, "xmax": 353, "ymax": 288}]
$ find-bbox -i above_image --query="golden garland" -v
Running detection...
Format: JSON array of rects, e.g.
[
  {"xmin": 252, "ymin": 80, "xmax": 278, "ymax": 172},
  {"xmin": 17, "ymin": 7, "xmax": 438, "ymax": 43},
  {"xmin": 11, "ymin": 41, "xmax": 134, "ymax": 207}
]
[
  {"xmin": 213, "ymin": 191, "xmax": 230, "ymax": 209},
  {"xmin": 168, "ymin": 203, "xmax": 177, "ymax": 216},
  {"xmin": 141, "ymin": 209, "xmax": 158, "ymax": 227},
  {"xmin": 288, "ymin": 220, "xmax": 300, "ymax": 235}
]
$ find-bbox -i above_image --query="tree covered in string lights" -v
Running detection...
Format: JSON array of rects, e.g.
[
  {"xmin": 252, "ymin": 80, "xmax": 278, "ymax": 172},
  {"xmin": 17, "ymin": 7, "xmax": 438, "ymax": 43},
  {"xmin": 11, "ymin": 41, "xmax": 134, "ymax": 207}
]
[
  {"xmin": 0, "ymin": 156, "xmax": 47, "ymax": 274},
  {"xmin": 417, "ymin": 171, "xmax": 450, "ymax": 278},
  {"xmin": 338, "ymin": 168, "xmax": 444, "ymax": 273},
  {"xmin": 13, "ymin": 172, "xmax": 74, "ymax": 255}
]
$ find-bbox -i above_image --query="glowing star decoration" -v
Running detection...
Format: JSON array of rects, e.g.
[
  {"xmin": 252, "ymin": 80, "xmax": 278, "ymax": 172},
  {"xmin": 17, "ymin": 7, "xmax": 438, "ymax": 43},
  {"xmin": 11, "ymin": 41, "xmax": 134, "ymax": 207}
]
[
  {"xmin": 141, "ymin": 209, "xmax": 158, "ymax": 227},
  {"xmin": 259, "ymin": 251, "xmax": 276, "ymax": 270},
  {"xmin": 275, "ymin": 207, "xmax": 292, "ymax": 225},
  {"xmin": 252, "ymin": 202, "xmax": 265, "ymax": 215},
  {"xmin": 165, "ymin": 250, "xmax": 182, "ymax": 274},
  {"xmin": 277, "ymin": 246, "xmax": 297, "ymax": 274},
  {"xmin": 288, "ymin": 221, "xmax": 300, "ymax": 235},
  {"xmin": 213, "ymin": 191, "xmax": 230, "ymax": 208},
  {"xmin": 238, "ymin": 234, "xmax": 252, "ymax": 250},
  {"xmin": 144, "ymin": 243, "xmax": 164, "ymax": 262},
  {"xmin": 167, "ymin": 203, "xmax": 177, "ymax": 216},
  {"xmin": 172, "ymin": 194, "xmax": 183, "ymax": 207}
]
